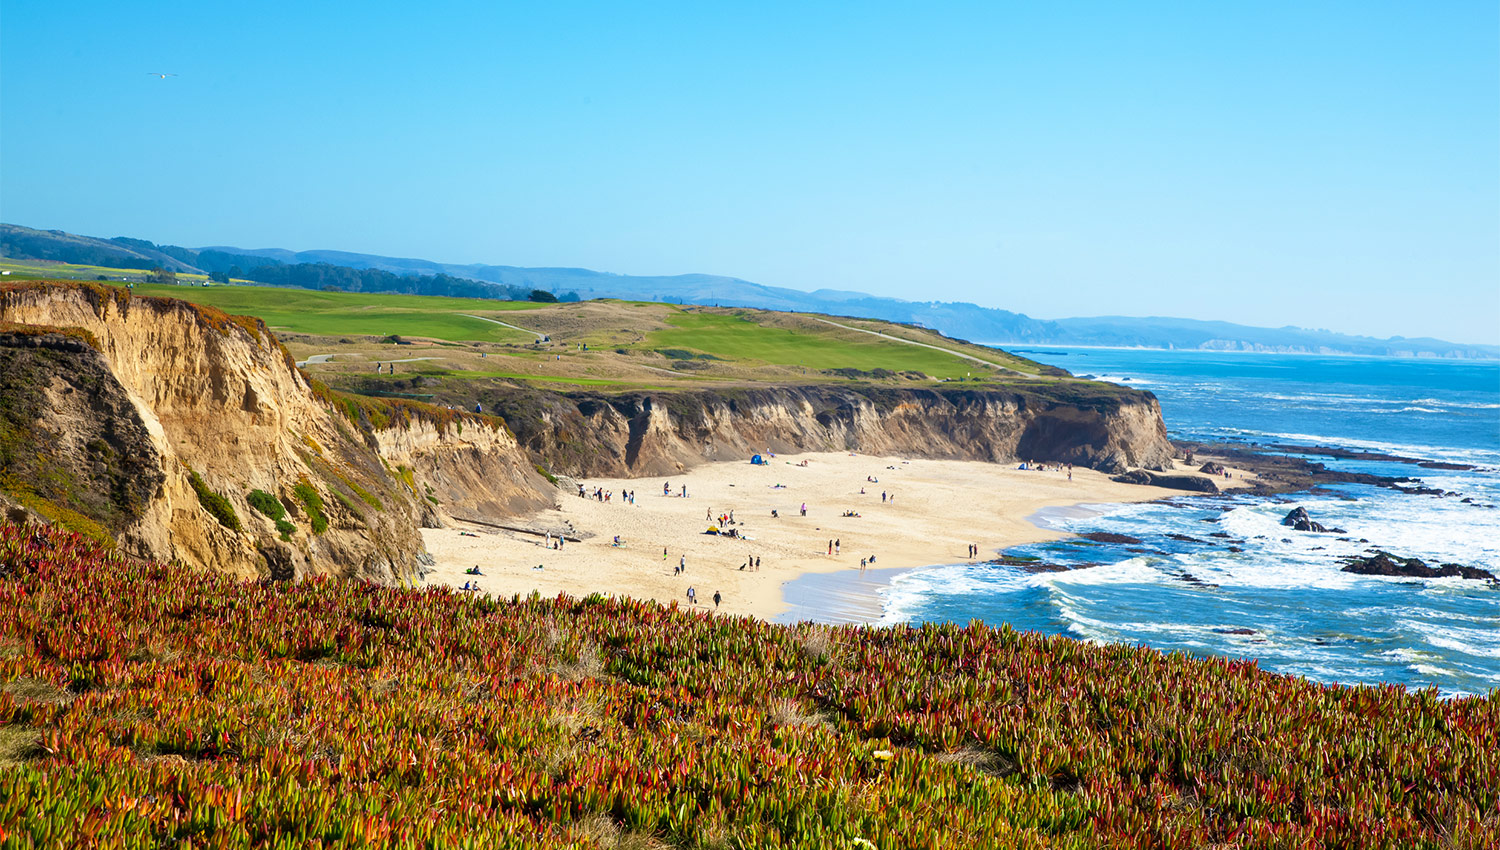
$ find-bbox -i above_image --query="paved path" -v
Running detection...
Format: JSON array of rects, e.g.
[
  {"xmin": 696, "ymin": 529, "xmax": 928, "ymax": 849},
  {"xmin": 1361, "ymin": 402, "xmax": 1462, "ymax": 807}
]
[
  {"xmin": 462, "ymin": 314, "xmax": 545, "ymax": 340},
  {"xmin": 296, "ymin": 354, "xmax": 442, "ymax": 367},
  {"xmin": 811, "ymin": 318, "xmax": 1018, "ymax": 372}
]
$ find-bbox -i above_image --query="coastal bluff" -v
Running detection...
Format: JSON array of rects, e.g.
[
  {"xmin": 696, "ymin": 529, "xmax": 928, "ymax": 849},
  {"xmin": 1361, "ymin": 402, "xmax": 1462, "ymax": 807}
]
[
  {"xmin": 0, "ymin": 282, "xmax": 549, "ymax": 580},
  {"xmin": 1, "ymin": 281, "xmax": 1177, "ymax": 582},
  {"xmin": 482, "ymin": 383, "xmax": 1178, "ymax": 479}
]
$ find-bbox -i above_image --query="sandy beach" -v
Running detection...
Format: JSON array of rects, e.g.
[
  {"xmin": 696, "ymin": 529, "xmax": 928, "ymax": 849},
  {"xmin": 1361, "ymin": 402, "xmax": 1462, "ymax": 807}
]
[{"xmin": 422, "ymin": 452, "xmax": 1255, "ymax": 621}]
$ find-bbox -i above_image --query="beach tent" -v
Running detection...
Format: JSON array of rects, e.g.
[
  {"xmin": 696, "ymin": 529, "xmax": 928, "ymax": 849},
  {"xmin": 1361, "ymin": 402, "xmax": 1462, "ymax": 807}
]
[{"xmin": 751, "ymin": 454, "xmax": 764, "ymax": 465}]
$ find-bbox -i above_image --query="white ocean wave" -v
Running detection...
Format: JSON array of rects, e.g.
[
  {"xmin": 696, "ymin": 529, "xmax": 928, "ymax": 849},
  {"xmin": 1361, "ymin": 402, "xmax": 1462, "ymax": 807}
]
[{"xmin": 1412, "ymin": 397, "xmax": 1500, "ymax": 410}]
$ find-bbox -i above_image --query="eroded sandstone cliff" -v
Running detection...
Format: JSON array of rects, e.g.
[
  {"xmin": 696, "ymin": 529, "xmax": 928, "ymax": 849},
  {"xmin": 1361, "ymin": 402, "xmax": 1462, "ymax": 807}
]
[
  {"xmin": 0, "ymin": 283, "xmax": 540, "ymax": 580},
  {"xmin": 478, "ymin": 382, "xmax": 1177, "ymax": 478}
]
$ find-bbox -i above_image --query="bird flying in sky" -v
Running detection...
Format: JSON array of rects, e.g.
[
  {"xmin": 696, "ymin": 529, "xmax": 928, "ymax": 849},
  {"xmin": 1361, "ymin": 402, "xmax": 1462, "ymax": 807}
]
[{"xmin": 147, "ymin": 72, "xmax": 177, "ymax": 79}]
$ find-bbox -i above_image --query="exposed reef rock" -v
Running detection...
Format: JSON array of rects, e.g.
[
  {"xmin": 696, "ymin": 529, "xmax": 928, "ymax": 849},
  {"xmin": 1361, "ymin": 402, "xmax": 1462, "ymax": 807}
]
[
  {"xmin": 1111, "ymin": 469, "xmax": 1220, "ymax": 493},
  {"xmin": 1079, "ymin": 531, "xmax": 1144, "ymax": 545},
  {"xmin": 0, "ymin": 282, "xmax": 528, "ymax": 581},
  {"xmin": 1341, "ymin": 552, "xmax": 1496, "ymax": 582},
  {"xmin": 465, "ymin": 383, "xmax": 1178, "ymax": 479},
  {"xmin": 1281, "ymin": 507, "xmax": 1344, "ymax": 534}
]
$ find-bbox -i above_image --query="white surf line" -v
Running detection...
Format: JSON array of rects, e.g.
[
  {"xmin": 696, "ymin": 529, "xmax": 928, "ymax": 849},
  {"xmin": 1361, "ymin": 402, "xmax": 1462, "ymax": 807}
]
[
  {"xmin": 462, "ymin": 313, "xmax": 546, "ymax": 340},
  {"xmin": 811, "ymin": 318, "xmax": 1022, "ymax": 372}
]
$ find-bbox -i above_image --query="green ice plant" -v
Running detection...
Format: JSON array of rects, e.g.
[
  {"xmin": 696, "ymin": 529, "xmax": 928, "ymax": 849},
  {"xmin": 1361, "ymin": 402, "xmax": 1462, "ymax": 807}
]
[{"xmin": 0, "ymin": 522, "xmax": 1494, "ymax": 848}]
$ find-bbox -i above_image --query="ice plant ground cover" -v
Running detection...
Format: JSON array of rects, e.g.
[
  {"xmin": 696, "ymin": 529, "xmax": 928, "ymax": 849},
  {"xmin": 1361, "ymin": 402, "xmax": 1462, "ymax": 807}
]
[{"xmin": 0, "ymin": 523, "xmax": 1495, "ymax": 848}]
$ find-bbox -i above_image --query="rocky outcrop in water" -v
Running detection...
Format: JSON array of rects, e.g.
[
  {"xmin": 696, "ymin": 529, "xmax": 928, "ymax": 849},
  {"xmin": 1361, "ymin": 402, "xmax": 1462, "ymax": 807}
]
[
  {"xmin": 1281, "ymin": 507, "xmax": 1345, "ymax": 534},
  {"xmin": 1341, "ymin": 552, "xmax": 1496, "ymax": 582}
]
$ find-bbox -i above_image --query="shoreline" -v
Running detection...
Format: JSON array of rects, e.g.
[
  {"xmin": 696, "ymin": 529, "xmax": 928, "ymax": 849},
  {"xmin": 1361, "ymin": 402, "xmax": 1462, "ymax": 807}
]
[{"xmin": 421, "ymin": 451, "xmax": 1255, "ymax": 621}]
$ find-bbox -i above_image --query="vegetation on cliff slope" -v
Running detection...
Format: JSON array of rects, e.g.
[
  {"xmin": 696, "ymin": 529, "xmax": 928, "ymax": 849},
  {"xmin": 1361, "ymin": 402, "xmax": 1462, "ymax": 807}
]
[
  {"xmin": 0, "ymin": 338, "xmax": 163, "ymax": 546},
  {"xmin": 1, "ymin": 524, "xmax": 1495, "ymax": 848},
  {"xmin": 186, "ymin": 470, "xmax": 241, "ymax": 532}
]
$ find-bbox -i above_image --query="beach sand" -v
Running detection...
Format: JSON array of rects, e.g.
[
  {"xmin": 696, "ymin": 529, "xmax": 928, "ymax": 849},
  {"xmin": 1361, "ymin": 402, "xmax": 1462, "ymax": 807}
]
[{"xmin": 422, "ymin": 452, "xmax": 1256, "ymax": 621}]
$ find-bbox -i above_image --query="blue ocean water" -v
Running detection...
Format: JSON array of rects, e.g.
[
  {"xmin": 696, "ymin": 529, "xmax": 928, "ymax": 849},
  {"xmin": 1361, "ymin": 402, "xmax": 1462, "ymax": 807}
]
[{"xmin": 881, "ymin": 348, "xmax": 1500, "ymax": 696}]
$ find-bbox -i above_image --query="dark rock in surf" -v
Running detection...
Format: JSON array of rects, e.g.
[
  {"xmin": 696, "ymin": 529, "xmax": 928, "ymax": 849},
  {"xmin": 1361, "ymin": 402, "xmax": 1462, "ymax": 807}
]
[
  {"xmin": 1281, "ymin": 507, "xmax": 1344, "ymax": 533},
  {"xmin": 1079, "ymin": 531, "xmax": 1143, "ymax": 545},
  {"xmin": 1341, "ymin": 551, "xmax": 1496, "ymax": 582}
]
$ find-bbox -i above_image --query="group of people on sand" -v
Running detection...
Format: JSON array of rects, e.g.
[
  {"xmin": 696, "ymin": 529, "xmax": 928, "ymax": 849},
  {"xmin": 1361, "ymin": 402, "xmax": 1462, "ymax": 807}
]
[
  {"xmin": 1018, "ymin": 461, "xmax": 1075, "ymax": 480},
  {"xmin": 662, "ymin": 481, "xmax": 689, "ymax": 498},
  {"xmin": 579, "ymin": 485, "xmax": 635, "ymax": 504},
  {"xmin": 685, "ymin": 587, "xmax": 724, "ymax": 608}
]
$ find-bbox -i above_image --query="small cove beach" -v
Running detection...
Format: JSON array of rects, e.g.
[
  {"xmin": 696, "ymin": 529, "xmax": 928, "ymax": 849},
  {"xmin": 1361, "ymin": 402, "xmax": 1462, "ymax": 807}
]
[{"xmin": 422, "ymin": 451, "xmax": 1251, "ymax": 620}]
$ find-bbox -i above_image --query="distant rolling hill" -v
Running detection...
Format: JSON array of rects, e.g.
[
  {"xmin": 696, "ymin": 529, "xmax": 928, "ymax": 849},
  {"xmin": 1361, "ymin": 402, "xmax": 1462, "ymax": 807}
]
[{"xmin": 4, "ymin": 223, "xmax": 1494, "ymax": 358}]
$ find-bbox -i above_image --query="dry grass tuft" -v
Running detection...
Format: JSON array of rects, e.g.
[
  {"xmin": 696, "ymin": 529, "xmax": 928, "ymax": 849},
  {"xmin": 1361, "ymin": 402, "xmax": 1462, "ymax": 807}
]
[
  {"xmin": 767, "ymin": 697, "xmax": 829, "ymax": 730},
  {"xmin": 2, "ymin": 676, "xmax": 71, "ymax": 704},
  {"xmin": 0, "ymin": 724, "xmax": 44, "ymax": 765},
  {"xmin": 934, "ymin": 746, "xmax": 1017, "ymax": 777},
  {"xmin": 794, "ymin": 626, "xmax": 836, "ymax": 664}
]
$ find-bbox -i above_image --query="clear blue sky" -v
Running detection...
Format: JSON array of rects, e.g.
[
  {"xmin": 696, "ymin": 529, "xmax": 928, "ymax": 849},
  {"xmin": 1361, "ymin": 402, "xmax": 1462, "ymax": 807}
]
[{"xmin": 3, "ymin": 1, "xmax": 1496, "ymax": 343}]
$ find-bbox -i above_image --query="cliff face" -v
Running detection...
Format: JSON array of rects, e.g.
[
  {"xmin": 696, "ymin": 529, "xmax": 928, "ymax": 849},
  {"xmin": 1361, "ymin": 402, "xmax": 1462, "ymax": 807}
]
[
  {"xmin": 0, "ymin": 284, "xmax": 436, "ymax": 581},
  {"xmin": 371, "ymin": 418, "xmax": 555, "ymax": 526},
  {"xmin": 484, "ymin": 384, "xmax": 1177, "ymax": 479}
]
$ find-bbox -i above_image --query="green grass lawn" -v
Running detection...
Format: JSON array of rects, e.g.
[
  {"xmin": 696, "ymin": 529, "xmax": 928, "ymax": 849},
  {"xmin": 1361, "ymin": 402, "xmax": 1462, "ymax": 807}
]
[
  {"xmin": 132, "ymin": 283, "xmax": 542, "ymax": 342},
  {"xmin": 644, "ymin": 310, "xmax": 1004, "ymax": 379}
]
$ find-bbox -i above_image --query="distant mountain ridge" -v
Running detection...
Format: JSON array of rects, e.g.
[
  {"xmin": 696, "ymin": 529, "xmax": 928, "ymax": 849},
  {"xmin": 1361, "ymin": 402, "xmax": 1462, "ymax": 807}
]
[{"xmin": 4, "ymin": 223, "xmax": 1494, "ymax": 358}]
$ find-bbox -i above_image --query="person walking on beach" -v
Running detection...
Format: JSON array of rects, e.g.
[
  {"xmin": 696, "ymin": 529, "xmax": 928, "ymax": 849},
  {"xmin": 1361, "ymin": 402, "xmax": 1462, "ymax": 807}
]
[
  {"xmin": 881, "ymin": 491, "xmax": 887, "ymax": 503},
  {"xmin": 680, "ymin": 554, "xmax": 686, "ymax": 573},
  {"xmin": 664, "ymin": 481, "xmax": 670, "ymax": 496},
  {"xmin": 713, "ymin": 590, "xmax": 721, "ymax": 608},
  {"xmin": 835, "ymin": 539, "xmax": 840, "ymax": 555},
  {"xmin": 754, "ymin": 555, "xmax": 761, "ymax": 571},
  {"xmin": 687, "ymin": 586, "xmax": 697, "ymax": 605},
  {"xmin": 663, "ymin": 547, "xmax": 668, "ymax": 562},
  {"xmin": 828, "ymin": 539, "xmax": 833, "ymax": 555},
  {"xmin": 801, "ymin": 502, "xmax": 807, "ymax": 516}
]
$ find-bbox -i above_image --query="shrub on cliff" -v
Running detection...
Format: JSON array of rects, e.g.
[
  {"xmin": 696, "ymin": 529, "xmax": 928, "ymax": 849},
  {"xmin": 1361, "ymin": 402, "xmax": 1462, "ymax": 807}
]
[
  {"xmin": 246, "ymin": 489, "xmax": 285, "ymax": 521},
  {"xmin": 292, "ymin": 480, "xmax": 328, "ymax": 535},
  {"xmin": 186, "ymin": 469, "xmax": 240, "ymax": 532}
]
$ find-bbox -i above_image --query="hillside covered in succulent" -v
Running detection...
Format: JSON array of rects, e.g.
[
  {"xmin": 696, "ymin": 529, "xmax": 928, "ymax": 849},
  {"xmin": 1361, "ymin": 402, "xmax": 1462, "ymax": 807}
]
[{"xmin": 2, "ymin": 524, "xmax": 1496, "ymax": 848}]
